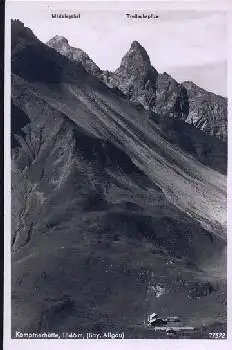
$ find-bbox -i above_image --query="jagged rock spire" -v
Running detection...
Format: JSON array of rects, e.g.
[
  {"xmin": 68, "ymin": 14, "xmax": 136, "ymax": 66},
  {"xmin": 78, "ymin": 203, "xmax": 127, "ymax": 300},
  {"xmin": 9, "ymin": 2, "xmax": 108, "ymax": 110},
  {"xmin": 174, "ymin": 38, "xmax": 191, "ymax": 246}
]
[{"xmin": 116, "ymin": 40, "xmax": 153, "ymax": 75}]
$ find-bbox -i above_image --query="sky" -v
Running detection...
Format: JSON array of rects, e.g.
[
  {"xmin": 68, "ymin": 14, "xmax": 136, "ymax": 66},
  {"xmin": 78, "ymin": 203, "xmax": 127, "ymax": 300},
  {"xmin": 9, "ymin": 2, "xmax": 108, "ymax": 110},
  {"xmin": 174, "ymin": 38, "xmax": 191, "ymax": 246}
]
[{"xmin": 8, "ymin": 1, "xmax": 228, "ymax": 96}]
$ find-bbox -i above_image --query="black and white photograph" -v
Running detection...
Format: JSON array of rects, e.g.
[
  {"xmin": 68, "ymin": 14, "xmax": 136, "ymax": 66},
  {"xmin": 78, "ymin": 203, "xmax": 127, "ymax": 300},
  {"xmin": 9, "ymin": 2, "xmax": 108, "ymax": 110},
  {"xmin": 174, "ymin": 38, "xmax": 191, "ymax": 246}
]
[{"xmin": 4, "ymin": 0, "xmax": 231, "ymax": 347}]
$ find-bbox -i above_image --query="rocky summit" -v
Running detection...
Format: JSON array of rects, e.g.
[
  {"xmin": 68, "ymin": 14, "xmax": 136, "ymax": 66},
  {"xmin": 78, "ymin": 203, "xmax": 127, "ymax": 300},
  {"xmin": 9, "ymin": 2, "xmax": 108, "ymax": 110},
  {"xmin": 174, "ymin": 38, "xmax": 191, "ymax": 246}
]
[
  {"xmin": 47, "ymin": 35, "xmax": 102, "ymax": 78},
  {"xmin": 103, "ymin": 40, "xmax": 159, "ymax": 111}
]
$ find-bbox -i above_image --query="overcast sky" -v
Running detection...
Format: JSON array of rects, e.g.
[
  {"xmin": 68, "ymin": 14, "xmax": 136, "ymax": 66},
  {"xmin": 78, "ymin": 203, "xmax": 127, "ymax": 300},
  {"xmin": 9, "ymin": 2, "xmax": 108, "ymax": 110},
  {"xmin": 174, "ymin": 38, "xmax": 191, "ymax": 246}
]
[{"xmin": 8, "ymin": 1, "xmax": 228, "ymax": 96}]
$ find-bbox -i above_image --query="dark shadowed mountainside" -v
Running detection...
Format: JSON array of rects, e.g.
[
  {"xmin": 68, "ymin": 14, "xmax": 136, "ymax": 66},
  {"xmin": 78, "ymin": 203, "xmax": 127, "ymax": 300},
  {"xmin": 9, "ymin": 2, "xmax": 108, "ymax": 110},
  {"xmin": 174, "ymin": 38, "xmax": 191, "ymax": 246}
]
[{"xmin": 11, "ymin": 21, "xmax": 227, "ymax": 338}]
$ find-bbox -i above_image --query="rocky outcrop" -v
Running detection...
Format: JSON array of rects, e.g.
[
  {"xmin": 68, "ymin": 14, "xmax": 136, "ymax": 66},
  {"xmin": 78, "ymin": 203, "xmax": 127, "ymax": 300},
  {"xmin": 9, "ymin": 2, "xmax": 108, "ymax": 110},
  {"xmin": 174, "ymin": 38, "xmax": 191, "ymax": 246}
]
[
  {"xmin": 103, "ymin": 42, "xmax": 189, "ymax": 121},
  {"xmin": 47, "ymin": 36, "xmax": 227, "ymax": 142},
  {"xmin": 105, "ymin": 41, "xmax": 227, "ymax": 141},
  {"xmin": 182, "ymin": 81, "xmax": 227, "ymax": 141},
  {"xmin": 153, "ymin": 72, "xmax": 189, "ymax": 120},
  {"xmin": 103, "ymin": 41, "xmax": 158, "ymax": 111},
  {"xmin": 47, "ymin": 35, "xmax": 102, "ymax": 78}
]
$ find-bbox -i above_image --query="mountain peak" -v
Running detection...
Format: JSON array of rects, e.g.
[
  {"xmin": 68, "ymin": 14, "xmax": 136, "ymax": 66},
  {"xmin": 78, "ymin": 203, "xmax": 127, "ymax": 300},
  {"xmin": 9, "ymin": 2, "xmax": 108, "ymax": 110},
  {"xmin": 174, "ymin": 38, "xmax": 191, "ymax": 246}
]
[
  {"xmin": 130, "ymin": 40, "xmax": 143, "ymax": 49},
  {"xmin": 47, "ymin": 35, "xmax": 69, "ymax": 47},
  {"xmin": 47, "ymin": 36, "xmax": 102, "ymax": 78},
  {"xmin": 115, "ymin": 40, "xmax": 152, "ymax": 76},
  {"xmin": 127, "ymin": 40, "xmax": 151, "ymax": 64},
  {"xmin": 111, "ymin": 40, "xmax": 158, "ymax": 110}
]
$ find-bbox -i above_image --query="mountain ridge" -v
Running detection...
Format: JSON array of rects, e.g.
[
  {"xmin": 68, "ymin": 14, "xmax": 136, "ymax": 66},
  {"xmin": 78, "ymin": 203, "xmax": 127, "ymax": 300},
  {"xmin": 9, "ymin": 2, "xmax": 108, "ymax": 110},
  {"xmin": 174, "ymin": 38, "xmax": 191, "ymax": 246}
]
[
  {"xmin": 47, "ymin": 34, "xmax": 227, "ymax": 142},
  {"xmin": 47, "ymin": 35, "xmax": 103, "ymax": 78}
]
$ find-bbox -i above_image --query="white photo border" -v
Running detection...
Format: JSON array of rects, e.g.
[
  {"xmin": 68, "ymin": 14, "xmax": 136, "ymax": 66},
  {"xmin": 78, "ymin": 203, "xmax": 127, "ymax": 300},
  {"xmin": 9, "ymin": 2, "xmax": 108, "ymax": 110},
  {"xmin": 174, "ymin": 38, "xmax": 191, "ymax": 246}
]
[{"xmin": 4, "ymin": 1, "xmax": 232, "ymax": 349}]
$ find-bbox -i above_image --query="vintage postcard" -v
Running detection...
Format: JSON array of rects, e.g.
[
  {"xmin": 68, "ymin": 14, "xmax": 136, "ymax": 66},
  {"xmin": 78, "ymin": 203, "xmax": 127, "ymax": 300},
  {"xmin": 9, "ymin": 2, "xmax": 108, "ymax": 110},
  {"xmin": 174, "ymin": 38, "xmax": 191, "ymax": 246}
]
[{"xmin": 4, "ymin": 0, "xmax": 231, "ymax": 349}]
